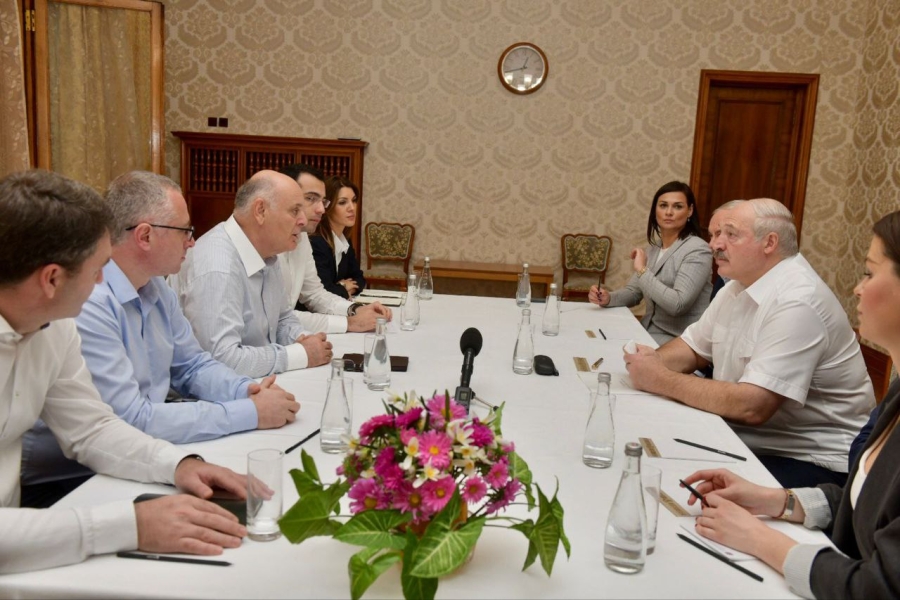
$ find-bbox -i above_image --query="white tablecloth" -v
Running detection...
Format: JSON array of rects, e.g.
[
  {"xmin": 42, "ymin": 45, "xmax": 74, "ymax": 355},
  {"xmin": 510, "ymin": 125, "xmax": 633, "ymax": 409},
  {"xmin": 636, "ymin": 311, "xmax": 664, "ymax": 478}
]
[{"xmin": 0, "ymin": 295, "xmax": 823, "ymax": 599}]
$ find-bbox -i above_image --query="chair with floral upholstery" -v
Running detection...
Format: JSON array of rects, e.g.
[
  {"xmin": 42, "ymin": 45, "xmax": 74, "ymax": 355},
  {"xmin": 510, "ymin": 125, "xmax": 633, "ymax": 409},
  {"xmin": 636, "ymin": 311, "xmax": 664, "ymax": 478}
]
[
  {"xmin": 560, "ymin": 233, "xmax": 612, "ymax": 300},
  {"xmin": 364, "ymin": 222, "xmax": 416, "ymax": 289}
]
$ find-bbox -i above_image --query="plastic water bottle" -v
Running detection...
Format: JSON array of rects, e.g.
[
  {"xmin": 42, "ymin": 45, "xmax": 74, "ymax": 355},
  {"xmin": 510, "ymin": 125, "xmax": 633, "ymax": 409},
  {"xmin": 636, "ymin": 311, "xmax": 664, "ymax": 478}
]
[
  {"xmin": 512, "ymin": 308, "xmax": 534, "ymax": 375},
  {"xmin": 364, "ymin": 317, "xmax": 391, "ymax": 390},
  {"xmin": 419, "ymin": 257, "xmax": 434, "ymax": 300},
  {"xmin": 604, "ymin": 442, "xmax": 647, "ymax": 574},
  {"xmin": 320, "ymin": 358, "xmax": 352, "ymax": 454},
  {"xmin": 583, "ymin": 373, "xmax": 615, "ymax": 468},
  {"xmin": 516, "ymin": 263, "xmax": 531, "ymax": 307},
  {"xmin": 542, "ymin": 283, "xmax": 560, "ymax": 336}
]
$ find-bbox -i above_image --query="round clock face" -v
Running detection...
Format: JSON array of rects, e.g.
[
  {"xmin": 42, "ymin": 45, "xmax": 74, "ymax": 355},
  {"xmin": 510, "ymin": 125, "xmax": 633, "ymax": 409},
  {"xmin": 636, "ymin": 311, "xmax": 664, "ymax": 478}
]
[{"xmin": 498, "ymin": 43, "xmax": 548, "ymax": 95}]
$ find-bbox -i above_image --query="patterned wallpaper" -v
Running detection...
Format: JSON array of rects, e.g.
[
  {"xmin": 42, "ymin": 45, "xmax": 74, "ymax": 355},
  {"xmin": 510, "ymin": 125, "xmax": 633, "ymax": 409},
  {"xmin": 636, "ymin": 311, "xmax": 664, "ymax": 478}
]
[{"xmin": 161, "ymin": 0, "xmax": 898, "ymax": 318}]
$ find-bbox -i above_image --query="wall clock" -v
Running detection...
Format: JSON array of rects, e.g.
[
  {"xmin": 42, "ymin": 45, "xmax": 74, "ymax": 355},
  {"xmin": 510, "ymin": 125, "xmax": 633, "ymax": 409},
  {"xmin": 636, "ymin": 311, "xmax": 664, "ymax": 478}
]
[{"xmin": 498, "ymin": 42, "xmax": 548, "ymax": 95}]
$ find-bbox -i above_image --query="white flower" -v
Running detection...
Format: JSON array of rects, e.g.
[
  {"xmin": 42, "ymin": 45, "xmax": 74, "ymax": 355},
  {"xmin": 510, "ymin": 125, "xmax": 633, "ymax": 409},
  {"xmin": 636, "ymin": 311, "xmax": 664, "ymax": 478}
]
[
  {"xmin": 413, "ymin": 463, "xmax": 442, "ymax": 488},
  {"xmin": 452, "ymin": 457, "xmax": 477, "ymax": 476}
]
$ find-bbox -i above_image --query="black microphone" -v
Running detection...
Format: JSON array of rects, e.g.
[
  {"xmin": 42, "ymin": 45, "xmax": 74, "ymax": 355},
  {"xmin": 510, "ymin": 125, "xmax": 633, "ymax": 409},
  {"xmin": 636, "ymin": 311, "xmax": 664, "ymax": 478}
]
[{"xmin": 455, "ymin": 328, "xmax": 482, "ymax": 412}]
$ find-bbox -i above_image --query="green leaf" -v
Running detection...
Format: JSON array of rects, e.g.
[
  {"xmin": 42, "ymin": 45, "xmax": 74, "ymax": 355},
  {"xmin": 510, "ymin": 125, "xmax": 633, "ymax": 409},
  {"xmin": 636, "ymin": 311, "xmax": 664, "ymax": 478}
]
[
  {"xmin": 508, "ymin": 451, "xmax": 535, "ymax": 509},
  {"xmin": 422, "ymin": 489, "xmax": 461, "ymax": 537},
  {"xmin": 300, "ymin": 449, "xmax": 321, "ymax": 483},
  {"xmin": 348, "ymin": 547, "xmax": 402, "ymax": 600},
  {"xmin": 279, "ymin": 487, "xmax": 343, "ymax": 544},
  {"xmin": 334, "ymin": 510, "xmax": 412, "ymax": 549},
  {"xmin": 409, "ymin": 516, "xmax": 485, "ymax": 578},
  {"xmin": 510, "ymin": 520, "xmax": 538, "ymax": 571},
  {"xmin": 530, "ymin": 486, "xmax": 561, "ymax": 576},
  {"xmin": 401, "ymin": 532, "xmax": 438, "ymax": 600},
  {"xmin": 289, "ymin": 469, "xmax": 323, "ymax": 497},
  {"xmin": 550, "ymin": 492, "xmax": 571, "ymax": 558}
]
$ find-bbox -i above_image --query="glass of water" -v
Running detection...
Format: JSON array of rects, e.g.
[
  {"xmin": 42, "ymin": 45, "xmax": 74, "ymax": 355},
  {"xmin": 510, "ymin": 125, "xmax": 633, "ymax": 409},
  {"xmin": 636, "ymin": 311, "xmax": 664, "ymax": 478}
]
[{"xmin": 246, "ymin": 448, "xmax": 283, "ymax": 542}]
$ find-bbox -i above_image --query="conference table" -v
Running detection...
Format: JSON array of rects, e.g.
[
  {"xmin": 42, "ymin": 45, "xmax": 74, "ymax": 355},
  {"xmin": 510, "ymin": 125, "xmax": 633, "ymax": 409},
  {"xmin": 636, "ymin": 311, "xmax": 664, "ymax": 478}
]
[{"xmin": 1, "ymin": 295, "xmax": 829, "ymax": 599}]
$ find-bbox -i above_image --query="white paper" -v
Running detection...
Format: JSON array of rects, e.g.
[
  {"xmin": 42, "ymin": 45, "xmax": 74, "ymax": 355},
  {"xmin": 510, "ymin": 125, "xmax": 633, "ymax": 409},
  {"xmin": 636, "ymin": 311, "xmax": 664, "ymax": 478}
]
[
  {"xmin": 355, "ymin": 295, "xmax": 403, "ymax": 307},
  {"xmin": 679, "ymin": 525, "xmax": 756, "ymax": 561},
  {"xmin": 358, "ymin": 289, "xmax": 405, "ymax": 298}
]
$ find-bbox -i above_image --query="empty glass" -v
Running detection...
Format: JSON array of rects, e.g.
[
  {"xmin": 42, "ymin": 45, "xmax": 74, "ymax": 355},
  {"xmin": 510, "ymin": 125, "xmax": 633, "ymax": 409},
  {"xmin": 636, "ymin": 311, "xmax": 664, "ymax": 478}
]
[{"xmin": 247, "ymin": 448, "xmax": 283, "ymax": 542}]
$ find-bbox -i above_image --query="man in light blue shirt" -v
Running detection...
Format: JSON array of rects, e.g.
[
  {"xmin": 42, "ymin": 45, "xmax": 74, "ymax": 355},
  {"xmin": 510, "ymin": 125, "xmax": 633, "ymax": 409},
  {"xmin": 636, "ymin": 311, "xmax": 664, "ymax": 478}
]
[
  {"xmin": 170, "ymin": 171, "xmax": 334, "ymax": 377},
  {"xmin": 21, "ymin": 172, "xmax": 300, "ymax": 490}
]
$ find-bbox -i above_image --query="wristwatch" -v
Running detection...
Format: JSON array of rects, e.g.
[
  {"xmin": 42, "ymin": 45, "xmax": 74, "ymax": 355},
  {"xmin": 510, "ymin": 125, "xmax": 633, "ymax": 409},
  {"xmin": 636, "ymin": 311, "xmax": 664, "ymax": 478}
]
[
  {"xmin": 347, "ymin": 302, "xmax": 363, "ymax": 317},
  {"xmin": 778, "ymin": 488, "xmax": 796, "ymax": 520}
]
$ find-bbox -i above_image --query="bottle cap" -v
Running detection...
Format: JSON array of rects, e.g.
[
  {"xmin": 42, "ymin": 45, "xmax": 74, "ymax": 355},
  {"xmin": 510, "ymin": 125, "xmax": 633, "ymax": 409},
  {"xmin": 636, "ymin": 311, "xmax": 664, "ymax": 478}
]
[
  {"xmin": 597, "ymin": 372, "xmax": 611, "ymax": 383},
  {"xmin": 624, "ymin": 441, "xmax": 643, "ymax": 457},
  {"xmin": 523, "ymin": 262, "xmax": 529, "ymax": 269},
  {"xmin": 331, "ymin": 357, "xmax": 344, "ymax": 368},
  {"xmin": 425, "ymin": 256, "xmax": 430, "ymax": 262},
  {"xmin": 376, "ymin": 317, "xmax": 387, "ymax": 324},
  {"xmin": 522, "ymin": 308, "xmax": 531, "ymax": 316},
  {"xmin": 549, "ymin": 283, "xmax": 557, "ymax": 291}
]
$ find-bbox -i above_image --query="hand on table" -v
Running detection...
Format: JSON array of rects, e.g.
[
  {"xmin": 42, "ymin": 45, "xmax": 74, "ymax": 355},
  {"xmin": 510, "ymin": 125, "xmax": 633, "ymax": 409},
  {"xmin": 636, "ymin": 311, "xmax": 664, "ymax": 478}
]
[
  {"xmin": 135, "ymin": 494, "xmax": 245, "ymax": 556},
  {"xmin": 622, "ymin": 343, "xmax": 668, "ymax": 393},
  {"xmin": 250, "ymin": 374, "xmax": 300, "ymax": 429},
  {"xmin": 340, "ymin": 279, "xmax": 359, "ymax": 296},
  {"xmin": 347, "ymin": 301, "xmax": 392, "ymax": 332},
  {"xmin": 681, "ymin": 468, "xmax": 787, "ymax": 517},
  {"xmin": 588, "ymin": 285, "xmax": 610, "ymax": 306},
  {"xmin": 297, "ymin": 332, "xmax": 332, "ymax": 367}
]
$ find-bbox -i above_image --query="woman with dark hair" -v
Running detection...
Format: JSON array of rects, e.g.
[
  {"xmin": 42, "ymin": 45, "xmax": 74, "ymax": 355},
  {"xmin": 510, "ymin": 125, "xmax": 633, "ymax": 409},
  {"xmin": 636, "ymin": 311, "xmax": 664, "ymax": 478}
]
[
  {"xmin": 589, "ymin": 181, "xmax": 712, "ymax": 344},
  {"xmin": 681, "ymin": 210, "xmax": 900, "ymax": 599},
  {"xmin": 309, "ymin": 176, "xmax": 366, "ymax": 299}
]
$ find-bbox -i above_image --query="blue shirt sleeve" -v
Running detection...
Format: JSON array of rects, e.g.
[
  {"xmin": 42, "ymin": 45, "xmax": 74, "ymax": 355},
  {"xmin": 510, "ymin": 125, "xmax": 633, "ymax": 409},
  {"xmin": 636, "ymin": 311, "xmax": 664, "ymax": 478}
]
[{"xmin": 75, "ymin": 284, "xmax": 258, "ymax": 443}]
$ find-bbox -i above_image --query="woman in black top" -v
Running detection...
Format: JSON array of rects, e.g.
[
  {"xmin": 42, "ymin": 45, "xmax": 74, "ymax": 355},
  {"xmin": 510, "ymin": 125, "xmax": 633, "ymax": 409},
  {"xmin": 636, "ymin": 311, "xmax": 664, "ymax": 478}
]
[{"xmin": 310, "ymin": 176, "xmax": 366, "ymax": 299}]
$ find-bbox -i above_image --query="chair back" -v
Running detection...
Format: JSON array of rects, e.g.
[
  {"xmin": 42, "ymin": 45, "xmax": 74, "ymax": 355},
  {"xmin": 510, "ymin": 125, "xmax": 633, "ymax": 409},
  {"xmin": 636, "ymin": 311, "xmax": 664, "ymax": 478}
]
[
  {"xmin": 364, "ymin": 222, "xmax": 415, "ymax": 288},
  {"xmin": 560, "ymin": 233, "xmax": 612, "ymax": 299}
]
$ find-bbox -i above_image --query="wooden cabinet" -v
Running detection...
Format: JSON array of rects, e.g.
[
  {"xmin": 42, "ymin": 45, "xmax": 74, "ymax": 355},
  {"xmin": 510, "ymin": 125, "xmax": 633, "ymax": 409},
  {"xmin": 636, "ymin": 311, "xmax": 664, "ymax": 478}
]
[{"xmin": 172, "ymin": 131, "xmax": 368, "ymax": 250}]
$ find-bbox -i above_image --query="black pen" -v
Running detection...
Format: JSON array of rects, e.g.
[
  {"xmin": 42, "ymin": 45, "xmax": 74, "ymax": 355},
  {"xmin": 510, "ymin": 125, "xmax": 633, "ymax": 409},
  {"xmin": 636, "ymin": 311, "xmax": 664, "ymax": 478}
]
[
  {"xmin": 676, "ymin": 534, "xmax": 763, "ymax": 582},
  {"xmin": 598, "ymin": 328, "xmax": 607, "ymax": 340},
  {"xmin": 679, "ymin": 478, "xmax": 709, "ymax": 507},
  {"xmin": 674, "ymin": 438, "xmax": 747, "ymax": 461},
  {"xmin": 285, "ymin": 428, "xmax": 320, "ymax": 454},
  {"xmin": 117, "ymin": 551, "xmax": 231, "ymax": 567}
]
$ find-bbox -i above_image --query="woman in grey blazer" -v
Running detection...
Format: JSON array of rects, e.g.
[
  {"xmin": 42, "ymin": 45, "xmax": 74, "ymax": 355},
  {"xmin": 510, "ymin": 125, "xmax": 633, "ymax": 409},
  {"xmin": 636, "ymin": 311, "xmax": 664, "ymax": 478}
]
[{"xmin": 589, "ymin": 181, "xmax": 712, "ymax": 345}]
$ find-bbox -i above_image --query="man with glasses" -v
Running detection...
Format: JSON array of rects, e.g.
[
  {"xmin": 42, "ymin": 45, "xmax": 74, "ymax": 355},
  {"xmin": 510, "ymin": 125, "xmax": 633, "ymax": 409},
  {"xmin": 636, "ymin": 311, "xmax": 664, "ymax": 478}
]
[
  {"xmin": 21, "ymin": 172, "xmax": 300, "ymax": 503},
  {"xmin": 1, "ymin": 170, "xmax": 247, "ymax": 573},
  {"xmin": 171, "ymin": 170, "xmax": 334, "ymax": 377},
  {"xmin": 278, "ymin": 163, "xmax": 391, "ymax": 334}
]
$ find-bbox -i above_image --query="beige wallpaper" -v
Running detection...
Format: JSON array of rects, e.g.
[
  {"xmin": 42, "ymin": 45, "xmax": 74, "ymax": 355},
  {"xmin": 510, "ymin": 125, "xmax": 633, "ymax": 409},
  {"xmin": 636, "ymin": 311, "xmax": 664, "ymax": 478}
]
[{"xmin": 161, "ymin": 0, "xmax": 898, "ymax": 317}]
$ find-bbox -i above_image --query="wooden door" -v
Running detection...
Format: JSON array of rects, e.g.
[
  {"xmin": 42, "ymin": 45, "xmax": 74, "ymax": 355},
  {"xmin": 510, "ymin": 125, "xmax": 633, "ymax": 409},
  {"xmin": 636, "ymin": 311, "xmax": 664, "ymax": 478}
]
[{"xmin": 689, "ymin": 70, "xmax": 818, "ymax": 240}]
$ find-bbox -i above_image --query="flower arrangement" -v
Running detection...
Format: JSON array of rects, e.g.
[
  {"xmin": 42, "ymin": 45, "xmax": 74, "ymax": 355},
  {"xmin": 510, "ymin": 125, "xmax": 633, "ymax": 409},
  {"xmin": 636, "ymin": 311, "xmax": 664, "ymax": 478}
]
[{"xmin": 280, "ymin": 392, "xmax": 569, "ymax": 600}]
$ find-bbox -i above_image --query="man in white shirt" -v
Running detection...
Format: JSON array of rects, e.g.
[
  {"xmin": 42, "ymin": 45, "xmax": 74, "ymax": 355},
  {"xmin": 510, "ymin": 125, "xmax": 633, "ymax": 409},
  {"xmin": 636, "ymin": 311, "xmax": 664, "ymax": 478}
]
[
  {"xmin": 277, "ymin": 163, "xmax": 391, "ymax": 333},
  {"xmin": 171, "ymin": 170, "xmax": 333, "ymax": 377},
  {"xmin": 625, "ymin": 198, "xmax": 873, "ymax": 488},
  {"xmin": 0, "ymin": 170, "xmax": 247, "ymax": 574}
]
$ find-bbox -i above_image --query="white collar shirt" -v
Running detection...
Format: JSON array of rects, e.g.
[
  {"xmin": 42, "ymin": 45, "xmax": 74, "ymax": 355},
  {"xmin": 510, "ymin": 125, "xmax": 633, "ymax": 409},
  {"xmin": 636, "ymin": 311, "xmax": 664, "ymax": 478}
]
[{"xmin": 681, "ymin": 253, "xmax": 874, "ymax": 472}]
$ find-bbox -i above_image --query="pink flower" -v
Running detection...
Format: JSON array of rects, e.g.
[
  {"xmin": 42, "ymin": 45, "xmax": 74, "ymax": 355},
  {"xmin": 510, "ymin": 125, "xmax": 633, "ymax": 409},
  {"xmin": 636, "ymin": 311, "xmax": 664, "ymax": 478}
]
[
  {"xmin": 421, "ymin": 476, "xmax": 456, "ymax": 513},
  {"xmin": 393, "ymin": 481, "xmax": 426, "ymax": 519},
  {"xmin": 348, "ymin": 478, "xmax": 387, "ymax": 513},
  {"xmin": 417, "ymin": 431, "xmax": 453, "ymax": 470},
  {"xmin": 425, "ymin": 394, "xmax": 466, "ymax": 428},
  {"xmin": 461, "ymin": 476, "xmax": 487, "ymax": 504},
  {"xmin": 485, "ymin": 479, "xmax": 523, "ymax": 515},
  {"xmin": 470, "ymin": 420, "xmax": 494, "ymax": 447},
  {"xmin": 485, "ymin": 462, "xmax": 509, "ymax": 488},
  {"xmin": 374, "ymin": 447, "xmax": 406, "ymax": 489},
  {"xmin": 502, "ymin": 441, "xmax": 515, "ymax": 454},
  {"xmin": 359, "ymin": 414, "xmax": 395, "ymax": 441},
  {"xmin": 395, "ymin": 407, "xmax": 423, "ymax": 429},
  {"xmin": 400, "ymin": 428, "xmax": 417, "ymax": 445}
]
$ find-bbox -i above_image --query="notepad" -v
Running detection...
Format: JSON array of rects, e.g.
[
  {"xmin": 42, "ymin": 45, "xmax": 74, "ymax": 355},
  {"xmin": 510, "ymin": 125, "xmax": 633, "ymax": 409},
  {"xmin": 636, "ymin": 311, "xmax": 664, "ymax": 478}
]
[{"xmin": 358, "ymin": 289, "xmax": 405, "ymax": 298}]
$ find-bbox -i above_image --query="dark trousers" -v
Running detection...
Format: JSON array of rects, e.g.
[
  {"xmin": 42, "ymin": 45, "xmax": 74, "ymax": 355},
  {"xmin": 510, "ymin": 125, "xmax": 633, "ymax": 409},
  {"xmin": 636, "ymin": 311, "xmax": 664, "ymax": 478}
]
[
  {"xmin": 757, "ymin": 454, "xmax": 848, "ymax": 488},
  {"xmin": 20, "ymin": 474, "xmax": 94, "ymax": 509}
]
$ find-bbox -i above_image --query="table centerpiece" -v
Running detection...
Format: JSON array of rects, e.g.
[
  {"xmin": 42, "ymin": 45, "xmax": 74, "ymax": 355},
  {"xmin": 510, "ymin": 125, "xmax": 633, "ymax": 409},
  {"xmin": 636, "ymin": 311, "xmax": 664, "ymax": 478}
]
[{"xmin": 279, "ymin": 391, "xmax": 569, "ymax": 600}]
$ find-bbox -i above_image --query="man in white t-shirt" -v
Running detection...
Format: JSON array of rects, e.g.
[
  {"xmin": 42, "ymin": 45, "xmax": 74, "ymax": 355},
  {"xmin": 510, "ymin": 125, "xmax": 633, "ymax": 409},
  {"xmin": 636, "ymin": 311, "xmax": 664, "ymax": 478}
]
[
  {"xmin": 0, "ymin": 170, "xmax": 247, "ymax": 574},
  {"xmin": 625, "ymin": 198, "xmax": 873, "ymax": 487}
]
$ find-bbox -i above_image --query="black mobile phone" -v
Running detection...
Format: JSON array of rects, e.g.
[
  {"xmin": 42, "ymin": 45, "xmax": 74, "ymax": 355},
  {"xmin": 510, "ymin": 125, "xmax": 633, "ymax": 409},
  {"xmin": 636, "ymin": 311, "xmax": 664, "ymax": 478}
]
[
  {"xmin": 133, "ymin": 492, "xmax": 246, "ymax": 524},
  {"xmin": 342, "ymin": 353, "xmax": 409, "ymax": 372}
]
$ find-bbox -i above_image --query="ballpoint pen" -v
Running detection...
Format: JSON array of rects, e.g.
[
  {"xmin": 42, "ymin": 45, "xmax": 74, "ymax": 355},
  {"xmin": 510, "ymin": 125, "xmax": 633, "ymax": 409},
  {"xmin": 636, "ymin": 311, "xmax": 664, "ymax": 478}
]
[{"xmin": 591, "ymin": 357, "xmax": 604, "ymax": 370}]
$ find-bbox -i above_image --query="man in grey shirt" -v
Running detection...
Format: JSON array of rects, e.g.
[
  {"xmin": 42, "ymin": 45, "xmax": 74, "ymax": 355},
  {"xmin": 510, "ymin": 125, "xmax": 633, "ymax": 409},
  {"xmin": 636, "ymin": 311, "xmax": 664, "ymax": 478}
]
[{"xmin": 171, "ymin": 170, "xmax": 333, "ymax": 377}]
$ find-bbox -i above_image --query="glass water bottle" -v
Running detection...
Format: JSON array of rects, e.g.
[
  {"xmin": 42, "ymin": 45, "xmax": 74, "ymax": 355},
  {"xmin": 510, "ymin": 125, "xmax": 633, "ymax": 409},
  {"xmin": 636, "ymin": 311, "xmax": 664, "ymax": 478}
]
[
  {"xmin": 516, "ymin": 262, "xmax": 531, "ymax": 307},
  {"xmin": 604, "ymin": 442, "xmax": 647, "ymax": 574},
  {"xmin": 419, "ymin": 257, "xmax": 434, "ymax": 300},
  {"xmin": 401, "ymin": 273, "xmax": 419, "ymax": 331},
  {"xmin": 364, "ymin": 317, "xmax": 391, "ymax": 391},
  {"xmin": 542, "ymin": 282, "xmax": 560, "ymax": 336},
  {"xmin": 512, "ymin": 308, "xmax": 534, "ymax": 375},
  {"xmin": 320, "ymin": 358, "xmax": 351, "ymax": 454},
  {"xmin": 583, "ymin": 373, "xmax": 615, "ymax": 468}
]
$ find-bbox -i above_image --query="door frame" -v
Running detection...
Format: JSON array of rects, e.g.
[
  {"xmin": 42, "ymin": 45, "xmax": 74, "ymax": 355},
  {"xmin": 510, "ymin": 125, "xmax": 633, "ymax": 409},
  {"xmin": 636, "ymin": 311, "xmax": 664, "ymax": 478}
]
[{"xmin": 689, "ymin": 69, "xmax": 819, "ymax": 239}]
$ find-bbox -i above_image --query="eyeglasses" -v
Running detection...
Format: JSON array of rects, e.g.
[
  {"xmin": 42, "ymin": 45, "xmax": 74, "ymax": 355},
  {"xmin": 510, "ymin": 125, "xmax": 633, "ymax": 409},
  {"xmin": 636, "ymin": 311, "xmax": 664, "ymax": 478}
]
[
  {"xmin": 304, "ymin": 194, "xmax": 331, "ymax": 210},
  {"xmin": 125, "ymin": 223, "xmax": 195, "ymax": 241}
]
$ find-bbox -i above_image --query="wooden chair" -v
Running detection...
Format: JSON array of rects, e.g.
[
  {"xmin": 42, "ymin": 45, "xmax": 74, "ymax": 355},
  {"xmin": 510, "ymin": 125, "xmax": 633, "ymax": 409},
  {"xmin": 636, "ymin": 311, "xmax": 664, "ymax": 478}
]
[
  {"xmin": 854, "ymin": 329, "xmax": 895, "ymax": 403},
  {"xmin": 561, "ymin": 233, "xmax": 612, "ymax": 300},
  {"xmin": 364, "ymin": 222, "xmax": 415, "ymax": 290}
]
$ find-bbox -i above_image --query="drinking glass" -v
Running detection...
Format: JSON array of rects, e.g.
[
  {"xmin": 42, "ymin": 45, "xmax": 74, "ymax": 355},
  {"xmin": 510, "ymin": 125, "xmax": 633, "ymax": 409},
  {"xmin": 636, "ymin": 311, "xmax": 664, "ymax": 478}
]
[
  {"xmin": 247, "ymin": 448, "xmax": 283, "ymax": 542},
  {"xmin": 642, "ymin": 463, "xmax": 662, "ymax": 554}
]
